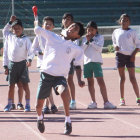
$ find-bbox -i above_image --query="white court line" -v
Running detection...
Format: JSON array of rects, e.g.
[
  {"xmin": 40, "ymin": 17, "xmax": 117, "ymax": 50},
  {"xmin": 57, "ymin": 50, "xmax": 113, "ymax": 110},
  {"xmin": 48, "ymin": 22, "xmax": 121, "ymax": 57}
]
[
  {"xmin": 0, "ymin": 104, "xmax": 47, "ymax": 140},
  {"xmin": 107, "ymin": 114, "xmax": 140, "ymax": 130},
  {"xmin": 77, "ymin": 101, "xmax": 140, "ymax": 130}
]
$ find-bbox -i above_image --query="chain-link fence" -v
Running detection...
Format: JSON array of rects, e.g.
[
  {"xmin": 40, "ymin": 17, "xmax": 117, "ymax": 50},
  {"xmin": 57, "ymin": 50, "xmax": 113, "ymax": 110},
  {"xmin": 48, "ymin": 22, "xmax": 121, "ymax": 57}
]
[
  {"xmin": 1, "ymin": 0, "xmax": 140, "ymax": 29},
  {"xmin": 0, "ymin": 0, "xmax": 61, "ymax": 29},
  {"xmin": 0, "ymin": 0, "xmax": 140, "ymax": 55},
  {"xmin": 0, "ymin": 0, "xmax": 12, "ymax": 28}
]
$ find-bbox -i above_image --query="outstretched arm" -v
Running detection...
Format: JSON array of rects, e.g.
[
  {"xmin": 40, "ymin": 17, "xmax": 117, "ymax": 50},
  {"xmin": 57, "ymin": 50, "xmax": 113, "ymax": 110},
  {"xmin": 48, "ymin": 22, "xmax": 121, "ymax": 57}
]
[{"xmin": 2, "ymin": 15, "xmax": 16, "ymax": 39}]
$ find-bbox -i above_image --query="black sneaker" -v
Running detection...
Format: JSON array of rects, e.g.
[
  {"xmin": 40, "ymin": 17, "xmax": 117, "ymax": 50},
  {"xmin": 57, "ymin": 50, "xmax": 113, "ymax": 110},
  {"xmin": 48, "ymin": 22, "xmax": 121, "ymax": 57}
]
[
  {"xmin": 51, "ymin": 105, "xmax": 58, "ymax": 114},
  {"xmin": 64, "ymin": 122, "xmax": 72, "ymax": 135},
  {"xmin": 37, "ymin": 119, "xmax": 45, "ymax": 133},
  {"xmin": 17, "ymin": 103, "xmax": 24, "ymax": 110},
  {"xmin": 43, "ymin": 106, "xmax": 51, "ymax": 114},
  {"xmin": 11, "ymin": 104, "xmax": 16, "ymax": 110}
]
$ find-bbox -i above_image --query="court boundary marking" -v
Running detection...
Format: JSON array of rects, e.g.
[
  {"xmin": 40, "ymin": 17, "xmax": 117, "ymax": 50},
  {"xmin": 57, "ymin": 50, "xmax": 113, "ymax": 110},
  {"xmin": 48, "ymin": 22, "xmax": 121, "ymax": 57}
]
[
  {"xmin": 0, "ymin": 104, "xmax": 48, "ymax": 140},
  {"xmin": 77, "ymin": 101, "xmax": 140, "ymax": 130}
]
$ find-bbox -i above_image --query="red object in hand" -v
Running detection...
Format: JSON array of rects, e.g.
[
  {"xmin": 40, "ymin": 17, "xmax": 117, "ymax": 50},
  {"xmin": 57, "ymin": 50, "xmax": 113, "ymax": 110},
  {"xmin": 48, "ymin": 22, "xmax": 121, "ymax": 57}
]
[{"xmin": 32, "ymin": 6, "xmax": 38, "ymax": 16}]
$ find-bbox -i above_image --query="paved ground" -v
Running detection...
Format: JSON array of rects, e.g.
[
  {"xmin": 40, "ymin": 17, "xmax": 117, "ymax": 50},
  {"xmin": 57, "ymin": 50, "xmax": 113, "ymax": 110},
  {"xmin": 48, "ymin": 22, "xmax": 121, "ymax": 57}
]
[{"xmin": 0, "ymin": 57, "xmax": 140, "ymax": 140}]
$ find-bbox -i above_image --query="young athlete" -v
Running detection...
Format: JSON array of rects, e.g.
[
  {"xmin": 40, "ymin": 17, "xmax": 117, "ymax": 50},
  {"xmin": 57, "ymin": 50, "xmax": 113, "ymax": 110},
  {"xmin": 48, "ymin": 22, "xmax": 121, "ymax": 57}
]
[
  {"xmin": 81, "ymin": 21, "xmax": 117, "ymax": 109},
  {"xmin": 112, "ymin": 14, "xmax": 140, "ymax": 106},
  {"xmin": 60, "ymin": 13, "xmax": 78, "ymax": 110},
  {"xmin": 3, "ymin": 40, "xmax": 24, "ymax": 110},
  {"xmin": 2, "ymin": 16, "xmax": 33, "ymax": 112},
  {"xmin": 32, "ymin": 16, "xmax": 58, "ymax": 114},
  {"xmin": 34, "ymin": 19, "xmax": 85, "ymax": 135}
]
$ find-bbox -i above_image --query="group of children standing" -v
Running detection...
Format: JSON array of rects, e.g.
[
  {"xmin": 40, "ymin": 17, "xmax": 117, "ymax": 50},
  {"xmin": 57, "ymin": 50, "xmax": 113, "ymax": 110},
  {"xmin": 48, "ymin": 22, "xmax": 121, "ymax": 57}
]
[{"xmin": 2, "ymin": 13, "xmax": 140, "ymax": 135}]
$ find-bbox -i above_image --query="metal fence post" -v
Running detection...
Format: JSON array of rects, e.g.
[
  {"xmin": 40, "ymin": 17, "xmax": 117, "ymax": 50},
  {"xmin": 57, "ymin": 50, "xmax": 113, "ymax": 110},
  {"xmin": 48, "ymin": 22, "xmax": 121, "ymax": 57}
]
[{"xmin": 12, "ymin": 0, "xmax": 14, "ymax": 15}]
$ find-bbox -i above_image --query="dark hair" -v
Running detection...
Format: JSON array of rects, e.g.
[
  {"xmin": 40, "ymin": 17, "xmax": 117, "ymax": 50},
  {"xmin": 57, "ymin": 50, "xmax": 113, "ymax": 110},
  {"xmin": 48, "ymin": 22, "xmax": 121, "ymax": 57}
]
[
  {"xmin": 117, "ymin": 13, "xmax": 131, "ymax": 24},
  {"xmin": 75, "ymin": 22, "xmax": 85, "ymax": 37},
  {"xmin": 86, "ymin": 21, "xmax": 98, "ymax": 34},
  {"xmin": 86, "ymin": 21, "xmax": 97, "ymax": 29},
  {"xmin": 62, "ymin": 13, "xmax": 74, "ymax": 21},
  {"xmin": 11, "ymin": 19, "xmax": 23, "ymax": 27},
  {"xmin": 42, "ymin": 16, "xmax": 54, "ymax": 25}
]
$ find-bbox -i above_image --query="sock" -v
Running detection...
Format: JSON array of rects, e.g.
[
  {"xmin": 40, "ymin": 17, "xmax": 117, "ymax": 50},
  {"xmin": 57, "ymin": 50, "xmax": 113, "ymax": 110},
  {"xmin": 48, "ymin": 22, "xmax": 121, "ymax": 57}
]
[
  {"xmin": 65, "ymin": 116, "xmax": 71, "ymax": 123},
  {"xmin": 37, "ymin": 114, "xmax": 43, "ymax": 120},
  {"xmin": 92, "ymin": 101, "xmax": 96, "ymax": 103},
  {"xmin": 8, "ymin": 99, "xmax": 12, "ymax": 105},
  {"xmin": 26, "ymin": 99, "xmax": 30, "ymax": 106}
]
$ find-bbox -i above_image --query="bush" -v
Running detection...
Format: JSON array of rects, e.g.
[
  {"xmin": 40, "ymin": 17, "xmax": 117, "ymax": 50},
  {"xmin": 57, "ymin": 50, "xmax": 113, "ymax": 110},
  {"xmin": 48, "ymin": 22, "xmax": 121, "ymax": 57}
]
[{"xmin": 107, "ymin": 44, "xmax": 115, "ymax": 53}]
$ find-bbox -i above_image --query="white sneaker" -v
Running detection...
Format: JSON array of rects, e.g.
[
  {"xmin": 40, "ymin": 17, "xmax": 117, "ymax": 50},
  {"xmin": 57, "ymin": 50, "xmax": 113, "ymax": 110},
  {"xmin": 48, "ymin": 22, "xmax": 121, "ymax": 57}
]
[
  {"xmin": 70, "ymin": 102, "xmax": 76, "ymax": 110},
  {"xmin": 104, "ymin": 101, "xmax": 117, "ymax": 109},
  {"xmin": 87, "ymin": 102, "xmax": 97, "ymax": 109},
  {"xmin": 119, "ymin": 98, "xmax": 125, "ymax": 106}
]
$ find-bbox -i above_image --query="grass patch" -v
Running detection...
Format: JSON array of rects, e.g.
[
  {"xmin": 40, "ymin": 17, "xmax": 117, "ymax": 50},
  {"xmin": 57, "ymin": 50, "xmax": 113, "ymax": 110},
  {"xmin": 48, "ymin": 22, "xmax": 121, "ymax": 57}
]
[
  {"xmin": 102, "ymin": 52, "xmax": 140, "ymax": 58},
  {"xmin": 0, "ymin": 56, "xmax": 2, "ymax": 61},
  {"xmin": 135, "ymin": 68, "xmax": 140, "ymax": 73},
  {"xmin": 125, "ymin": 67, "xmax": 140, "ymax": 73}
]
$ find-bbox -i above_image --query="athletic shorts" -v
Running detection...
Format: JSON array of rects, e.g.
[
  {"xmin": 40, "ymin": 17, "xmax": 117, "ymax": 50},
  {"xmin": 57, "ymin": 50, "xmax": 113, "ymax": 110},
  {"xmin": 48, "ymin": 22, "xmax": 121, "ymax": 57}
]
[
  {"xmin": 115, "ymin": 52, "xmax": 135, "ymax": 68},
  {"xmin": 68, "ymin": 59, "xmax": 75, "ymax": 75},
  {"xmin": 37, "ymin": 72, "xmax": 68, "ymax": 99},
  {"xmin": 8, "ymin": 60, "xmax": 30, "ymax": 85},
  {"xmin": 84, "ymin": 62, "xmax": 103, "ymax": 78}
]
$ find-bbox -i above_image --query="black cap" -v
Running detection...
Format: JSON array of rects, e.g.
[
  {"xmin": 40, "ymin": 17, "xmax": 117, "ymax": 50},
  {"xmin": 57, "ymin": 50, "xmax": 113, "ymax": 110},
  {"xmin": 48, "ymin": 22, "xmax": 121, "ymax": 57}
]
[{"xmin": 11, "ymin": 19, "xmax": 23, "ymax": 27}]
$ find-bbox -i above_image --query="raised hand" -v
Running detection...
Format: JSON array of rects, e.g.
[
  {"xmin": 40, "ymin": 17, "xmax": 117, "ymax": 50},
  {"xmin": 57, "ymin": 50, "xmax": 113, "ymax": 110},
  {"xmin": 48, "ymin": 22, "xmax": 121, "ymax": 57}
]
[{"xmin": 10, "ymin": 15, "xmax": 16, "ymax": 22}]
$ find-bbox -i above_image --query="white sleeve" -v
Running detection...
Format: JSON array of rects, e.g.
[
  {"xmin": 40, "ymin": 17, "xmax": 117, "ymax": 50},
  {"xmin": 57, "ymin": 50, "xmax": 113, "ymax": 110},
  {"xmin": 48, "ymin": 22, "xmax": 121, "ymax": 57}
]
[
  {"xmin": 133, "ymin": 31, "xmax": 140, "ymax": 49},
  {"xmin": 34, "ymin": 26, "xmax": 54, "ymax": 41},
  {"xmin": 3, "ymin": 40, "xmax": 9, "ymax": 66},
  {"xmin": 26, "ymin": 37, "xmax": 34, "ymax": 60},
  {"xmin": 81, "ymin": 37, "xmax": 89, "ymax": 51},
  {"xmin": 90, "ymin": 35, "xmax": 104, "ymax": 52},
  {"xmin": 112, "ymin": 31, "xmax": 117, "ymax": 47},
  {"xmin": 2, "ymin": 23, "xmax": 11, "ymax": 39},
  {"xmin": 31, "ymin": 36, "xmax": 40, "ymax": 55},
  {"xmin": 73, "ymin": 47, "xmax": 84, "ymax": 67}
]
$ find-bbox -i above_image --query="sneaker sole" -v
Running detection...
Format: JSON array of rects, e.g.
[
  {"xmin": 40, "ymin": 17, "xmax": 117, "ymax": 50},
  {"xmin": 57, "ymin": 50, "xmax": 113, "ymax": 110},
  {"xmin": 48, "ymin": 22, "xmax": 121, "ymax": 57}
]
[
  {"xmin": 18, "ymin": 107, "xmax": 24, "ymax": 110},
  {"xmin": 43, "ymin": 111, "xmax": 51, "ymax": 114},
  {"xmin": 70, "ymin": 105, "xmax": 76, "ymax": 110},
  {"xmin": 70, "ymin": 108, "xmax": 76, "ymax": 110},
  {"xmin": 37, "ymin": 120, "xmax": 45, "ymax": 133},
  {"xmin": 4, "ymin": 110, "xmax": 11, "ymax": 112},
  {"xmin": 119, "ymin": 104, "xmax": 125, "ymax": 106},
  {"xmin": 104, "ymin": 107, "xmax": 117, "ymax": 109},
  {"xmin": 51, "ymin": 110, "xmax": 58, "ymax": 114},
  {"xmin": 24, "ymin": 110, "xmax": 31, "ymax": 112},
  {"xmin": 87, "ymin": 107, "xmax": 97, "ymax": 109},
  {"xmin": 64, "ymin": 130, "xmax": 72, "ymax": 135}
]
